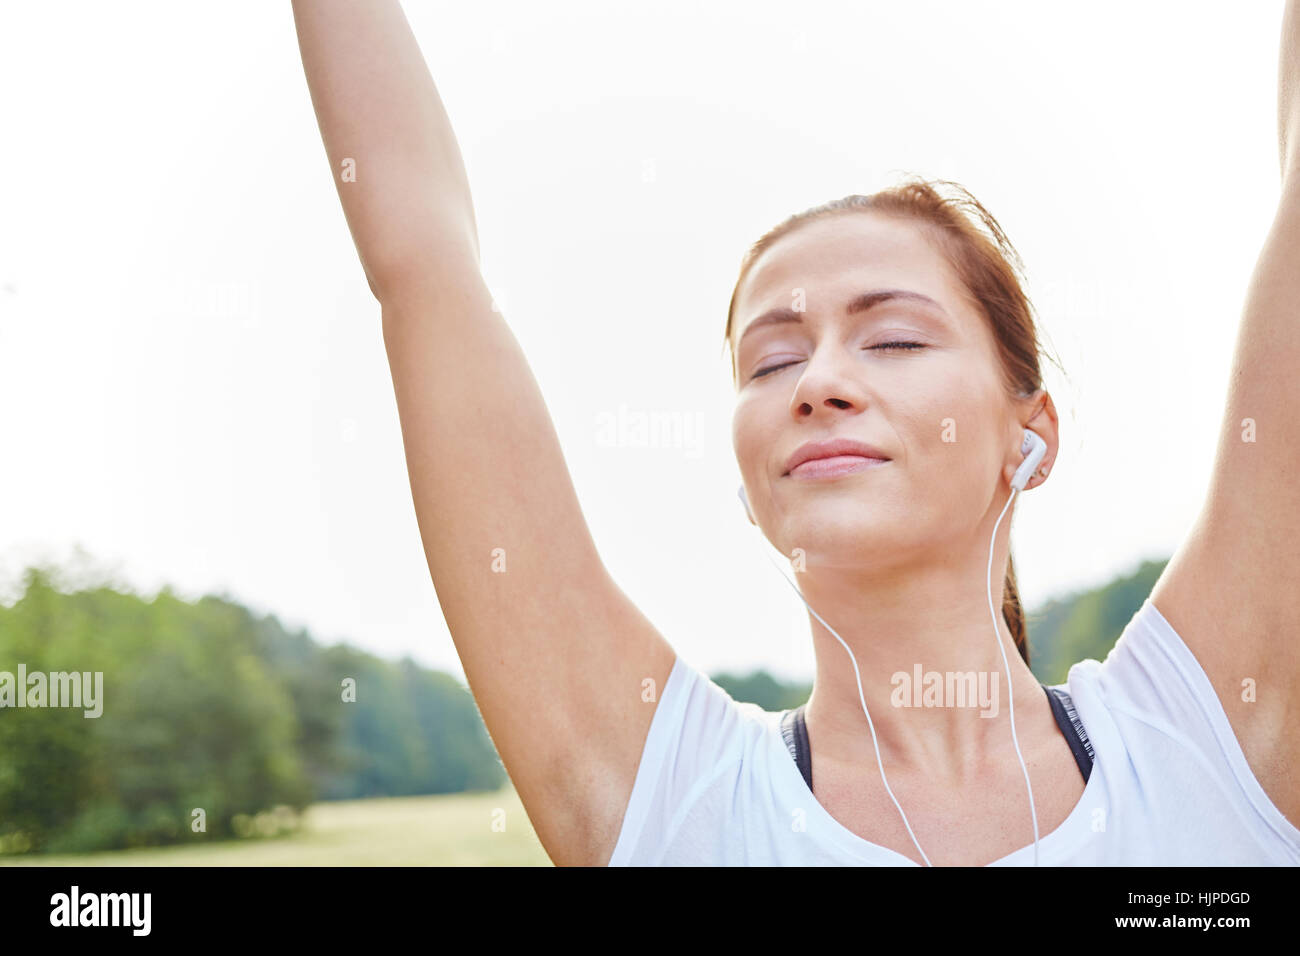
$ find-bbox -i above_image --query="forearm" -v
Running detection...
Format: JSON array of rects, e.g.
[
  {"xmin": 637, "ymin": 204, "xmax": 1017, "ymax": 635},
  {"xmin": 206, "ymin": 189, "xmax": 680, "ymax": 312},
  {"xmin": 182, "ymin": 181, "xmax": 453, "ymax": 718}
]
[
  {"xmin": 1281, "ymin": 0, "xmax": 1300, "ymax": 182},
  {"xmin": 292, "ymin": 0, "xmax": 480, "ymax": 299}
]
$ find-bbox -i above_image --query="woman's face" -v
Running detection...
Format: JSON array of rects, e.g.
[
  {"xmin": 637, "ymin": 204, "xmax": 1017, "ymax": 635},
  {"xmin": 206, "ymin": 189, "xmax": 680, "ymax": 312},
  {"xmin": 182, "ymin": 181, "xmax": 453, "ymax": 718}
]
[{"xmin": 730, "ymin": 212, "xmax": 1024, "ymax": 570}]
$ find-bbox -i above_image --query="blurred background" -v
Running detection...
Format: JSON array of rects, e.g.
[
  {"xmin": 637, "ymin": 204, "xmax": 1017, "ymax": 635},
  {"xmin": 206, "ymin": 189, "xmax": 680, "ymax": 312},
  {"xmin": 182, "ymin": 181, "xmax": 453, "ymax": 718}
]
[{"xmin": 0, "ymin": 0, "xmax": 1285, "ymax": 864}]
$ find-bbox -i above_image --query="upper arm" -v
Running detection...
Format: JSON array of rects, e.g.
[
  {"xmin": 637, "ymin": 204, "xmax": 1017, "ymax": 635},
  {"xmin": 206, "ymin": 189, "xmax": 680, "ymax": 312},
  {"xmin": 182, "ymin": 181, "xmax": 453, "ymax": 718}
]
[
  {"xmin": 1148, "ymin": 180, "xmax": 1300, "ymax": 820},
  {"xmin": 379, "ymin": 245, "xmax": 676, "ymax": 866}
]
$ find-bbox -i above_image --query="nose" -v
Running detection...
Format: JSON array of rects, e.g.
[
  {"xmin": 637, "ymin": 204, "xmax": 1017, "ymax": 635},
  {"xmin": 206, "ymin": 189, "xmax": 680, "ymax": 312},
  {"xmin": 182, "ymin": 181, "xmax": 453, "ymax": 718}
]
[{"xmin": 788, "ymin": 348, "xmax": 869, "ymax": 420}]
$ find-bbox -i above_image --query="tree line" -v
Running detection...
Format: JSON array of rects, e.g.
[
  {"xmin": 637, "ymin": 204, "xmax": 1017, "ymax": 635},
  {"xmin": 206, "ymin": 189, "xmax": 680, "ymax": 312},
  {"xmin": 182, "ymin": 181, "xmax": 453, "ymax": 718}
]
[
  {"xmin": 0, "ymin": 556, "xmax": 1164, "ymax": 854},
  {"xmin": 0, "ymin": 565, "xmax": 502, "ymax": 854}
]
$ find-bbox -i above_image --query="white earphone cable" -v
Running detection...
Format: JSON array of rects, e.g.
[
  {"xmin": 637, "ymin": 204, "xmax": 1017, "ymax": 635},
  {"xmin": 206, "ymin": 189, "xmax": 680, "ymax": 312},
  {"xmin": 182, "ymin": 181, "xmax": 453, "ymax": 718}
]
[{"xmin": 986, "ymin": 485, "xmax": 1040, "ymax": 866}]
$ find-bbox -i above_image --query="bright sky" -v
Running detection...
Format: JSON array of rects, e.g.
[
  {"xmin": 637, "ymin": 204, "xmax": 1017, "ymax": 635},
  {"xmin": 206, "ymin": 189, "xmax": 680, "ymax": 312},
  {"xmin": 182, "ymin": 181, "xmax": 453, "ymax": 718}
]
[{"xmin": 0, "ymin": 1, "xmax": 1286, "ymax": 685}]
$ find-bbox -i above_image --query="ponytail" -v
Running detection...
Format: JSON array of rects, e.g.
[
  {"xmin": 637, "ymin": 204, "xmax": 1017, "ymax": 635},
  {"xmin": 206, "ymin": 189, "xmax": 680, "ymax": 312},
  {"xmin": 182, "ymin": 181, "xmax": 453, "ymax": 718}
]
[{"xmin": 1002, "ymin": 552, "xmax": 1029, "ymax": 665}]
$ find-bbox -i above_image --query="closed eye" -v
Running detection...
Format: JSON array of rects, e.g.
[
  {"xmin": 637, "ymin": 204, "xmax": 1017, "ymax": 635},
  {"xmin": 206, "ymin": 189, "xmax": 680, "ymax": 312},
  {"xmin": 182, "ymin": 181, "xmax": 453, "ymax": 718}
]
[{"xmin": 751, "ymin": 341, "xmax": 927, "ymax": 380}]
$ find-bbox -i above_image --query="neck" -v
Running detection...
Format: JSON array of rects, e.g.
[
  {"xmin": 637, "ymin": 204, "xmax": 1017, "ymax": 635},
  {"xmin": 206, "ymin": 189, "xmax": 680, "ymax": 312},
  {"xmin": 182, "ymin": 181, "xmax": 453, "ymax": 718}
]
[{"xmin": 794, "ymin": 512, "xmax": 1041, "ymax": 785}]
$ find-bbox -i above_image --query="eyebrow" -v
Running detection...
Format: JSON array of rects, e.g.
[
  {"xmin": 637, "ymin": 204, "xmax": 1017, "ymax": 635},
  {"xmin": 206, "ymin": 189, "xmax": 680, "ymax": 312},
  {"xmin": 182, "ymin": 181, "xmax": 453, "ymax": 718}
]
[{"xmin": 735, "ymin": 289, "xmax": 947, "ymax": 351}]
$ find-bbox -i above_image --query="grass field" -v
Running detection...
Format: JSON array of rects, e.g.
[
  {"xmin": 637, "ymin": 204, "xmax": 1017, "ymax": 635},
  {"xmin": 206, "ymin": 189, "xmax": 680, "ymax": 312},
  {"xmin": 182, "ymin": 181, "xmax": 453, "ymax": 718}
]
[{"xmin": 0, "ymin": 784, "xmax": 555, "ymax": 866}]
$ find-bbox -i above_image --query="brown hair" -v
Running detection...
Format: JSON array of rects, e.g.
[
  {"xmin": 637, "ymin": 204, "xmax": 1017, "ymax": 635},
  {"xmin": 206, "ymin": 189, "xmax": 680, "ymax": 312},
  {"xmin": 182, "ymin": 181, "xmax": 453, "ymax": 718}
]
[{"xmin": 723, "ymin": 175, "xmax": 1063, "ymax": 665}]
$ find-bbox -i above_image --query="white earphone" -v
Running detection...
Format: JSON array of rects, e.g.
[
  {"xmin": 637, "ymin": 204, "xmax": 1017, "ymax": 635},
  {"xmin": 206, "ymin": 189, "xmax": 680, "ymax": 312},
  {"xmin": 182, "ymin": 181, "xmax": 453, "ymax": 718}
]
[
  {"xmin": 1012, "ymin": 427, "xmax": 1048, "ymax": 492},
  {"xmin": 740, "ymin": 428, "xmax": 1048, "ymax": 866}
]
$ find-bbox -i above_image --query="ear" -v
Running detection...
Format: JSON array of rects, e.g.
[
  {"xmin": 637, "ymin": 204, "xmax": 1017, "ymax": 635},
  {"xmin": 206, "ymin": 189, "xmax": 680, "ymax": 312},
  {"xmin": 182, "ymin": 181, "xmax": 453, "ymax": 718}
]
[{"xmin": 1013, "ymin": 389, "xmax": 1060, "ymax": 491}]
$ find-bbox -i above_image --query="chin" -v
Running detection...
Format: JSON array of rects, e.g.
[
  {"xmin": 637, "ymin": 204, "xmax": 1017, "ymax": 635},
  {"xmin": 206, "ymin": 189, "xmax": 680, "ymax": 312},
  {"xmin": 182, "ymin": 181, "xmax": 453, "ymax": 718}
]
[{"xmin": 777, "ymin": 512, "xmax": 892, "ymax": 558}]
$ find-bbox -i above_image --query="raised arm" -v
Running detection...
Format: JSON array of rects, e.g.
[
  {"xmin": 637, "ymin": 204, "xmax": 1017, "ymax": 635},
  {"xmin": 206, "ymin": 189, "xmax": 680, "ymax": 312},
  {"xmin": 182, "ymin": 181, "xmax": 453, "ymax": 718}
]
[
  {"xmin": 292, "ymin": 0, "xmax": 676, "ymax": 865},
  {"xmin": 1149, "ymin": 0, "xmax": 1300, "ymax": 826},
  {"xmin": 292, "ymin": 0, "xmax": 479, "ymax": 295},
  {"xmin": 1281, "ymin": 0, "xmax": 1300, "ymax": 178}
]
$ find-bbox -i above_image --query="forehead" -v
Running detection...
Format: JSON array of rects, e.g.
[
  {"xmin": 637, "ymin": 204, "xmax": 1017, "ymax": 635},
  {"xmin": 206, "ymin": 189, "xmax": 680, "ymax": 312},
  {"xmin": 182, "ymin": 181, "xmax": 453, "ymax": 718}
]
[{"xmin": 732, "ymin": 213, "xmax": 969, "ymax": 340}]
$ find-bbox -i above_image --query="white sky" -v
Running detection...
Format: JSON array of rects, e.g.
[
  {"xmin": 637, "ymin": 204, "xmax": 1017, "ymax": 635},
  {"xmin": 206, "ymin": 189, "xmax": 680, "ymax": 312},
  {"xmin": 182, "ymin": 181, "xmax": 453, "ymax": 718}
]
[{"xmin": 0, "ymin": 0, "xmax": 1287, "ymax": 685}]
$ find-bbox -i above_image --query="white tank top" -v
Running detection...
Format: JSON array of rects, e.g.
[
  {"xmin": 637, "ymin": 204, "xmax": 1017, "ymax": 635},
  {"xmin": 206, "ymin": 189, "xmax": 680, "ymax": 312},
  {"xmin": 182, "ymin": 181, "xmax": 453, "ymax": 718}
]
[{"xmin": 607, "ymin": 599, "xmax": 1300, "ymax": 865}]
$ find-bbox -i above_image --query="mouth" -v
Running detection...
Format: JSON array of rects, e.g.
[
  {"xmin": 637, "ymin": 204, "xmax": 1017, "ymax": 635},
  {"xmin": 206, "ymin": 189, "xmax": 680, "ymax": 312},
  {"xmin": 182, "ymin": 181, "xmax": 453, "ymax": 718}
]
[
  {"xmin": 783, "ymin": 438, "xmax": 893, "ymax": 477},
  {"xmin": 786, "ymin": 455, "xmax": 891, "ymax": 479}
]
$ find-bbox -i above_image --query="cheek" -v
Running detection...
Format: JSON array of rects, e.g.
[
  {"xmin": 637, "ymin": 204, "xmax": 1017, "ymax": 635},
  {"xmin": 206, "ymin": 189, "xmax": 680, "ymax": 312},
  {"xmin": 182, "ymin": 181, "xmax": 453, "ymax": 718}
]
[
  {"xmin": 732, "ymin": 386, "xmax": 774, "ymax": 443},
  {"xmin": 731, "ymin": 405, "xmax": 764, "ymax": 480},
  {"xmin": 919, "ymin": 392, "xmax": 1004, "ymax": 497},
  {"xmin": 915, "ymin": 373, "xmax": 984, "ymax": 441},
  {"xmin": 900, "ymin": 390, "xmax": 990, "ymax": 486}
]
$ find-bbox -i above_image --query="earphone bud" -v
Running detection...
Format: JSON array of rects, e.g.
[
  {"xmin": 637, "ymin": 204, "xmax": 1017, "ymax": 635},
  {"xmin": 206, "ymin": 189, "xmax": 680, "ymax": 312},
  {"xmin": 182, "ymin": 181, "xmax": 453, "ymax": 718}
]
[
  {"xmin": 1011, "ymin": 429, "xmax": 1048, "ymax": 492},
  {"xmin": 739, "ymin": 427, "xmax": 1050, "ymax": 866}
]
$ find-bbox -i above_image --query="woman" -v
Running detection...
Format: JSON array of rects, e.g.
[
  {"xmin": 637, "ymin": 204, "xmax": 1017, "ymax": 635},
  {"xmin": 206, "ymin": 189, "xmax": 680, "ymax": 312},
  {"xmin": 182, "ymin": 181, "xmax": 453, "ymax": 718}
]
[{"xmin": 292, "ymin": 0, "xmax": 1300, "ymax": 865}]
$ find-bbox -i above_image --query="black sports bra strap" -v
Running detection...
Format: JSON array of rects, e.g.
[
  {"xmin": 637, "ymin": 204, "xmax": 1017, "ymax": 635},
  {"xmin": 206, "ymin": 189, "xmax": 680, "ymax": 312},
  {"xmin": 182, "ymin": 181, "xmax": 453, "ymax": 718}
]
[
  {"xmin": 1043, "ymin": 684, "xmax": 1095, "ymax": 782},
  {"xmin": 779, "ymin": 704, "xmax": 813, "ymax": 792}
]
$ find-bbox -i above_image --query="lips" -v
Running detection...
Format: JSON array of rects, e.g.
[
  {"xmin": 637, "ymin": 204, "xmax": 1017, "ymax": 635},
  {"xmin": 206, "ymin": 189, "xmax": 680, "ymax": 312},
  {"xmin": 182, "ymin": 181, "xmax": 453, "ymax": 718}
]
[{"xmin": 784, "ymin": 438, "xmax": 891, "ymax": 476}]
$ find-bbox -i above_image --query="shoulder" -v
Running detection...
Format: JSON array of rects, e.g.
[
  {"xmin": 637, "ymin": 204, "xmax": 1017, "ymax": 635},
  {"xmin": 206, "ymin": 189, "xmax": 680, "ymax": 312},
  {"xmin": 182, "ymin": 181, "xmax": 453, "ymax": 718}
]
[
  {"xmin": 659, "ymin": 656, "xmax": 774, "ymax": 762},
  {"xmin": 605, "ymin": 655, "xmax": 772, "ymax": 865},
  {"xmin": 1067, "ymin": 599, "xmax": 1221, "ymax": 736},
  {"xmin": 1068, "ymin": 597, "xmax": 1300, "ymax": 836}
]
